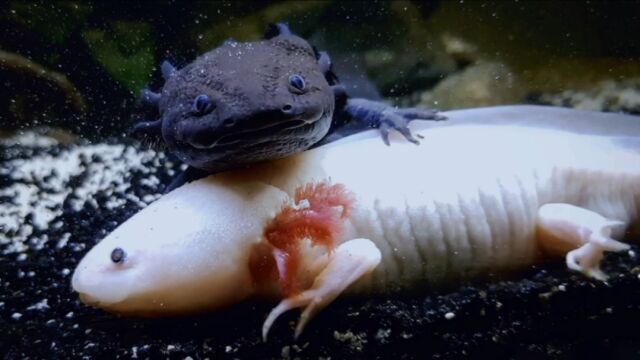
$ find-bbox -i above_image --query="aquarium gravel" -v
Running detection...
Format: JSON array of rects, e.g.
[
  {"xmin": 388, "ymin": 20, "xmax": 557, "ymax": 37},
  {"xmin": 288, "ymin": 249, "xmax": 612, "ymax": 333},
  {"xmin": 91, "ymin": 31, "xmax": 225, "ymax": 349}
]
[{"xmin": 2, "ymin": 132, "xmax": 640, "ymax": 359}]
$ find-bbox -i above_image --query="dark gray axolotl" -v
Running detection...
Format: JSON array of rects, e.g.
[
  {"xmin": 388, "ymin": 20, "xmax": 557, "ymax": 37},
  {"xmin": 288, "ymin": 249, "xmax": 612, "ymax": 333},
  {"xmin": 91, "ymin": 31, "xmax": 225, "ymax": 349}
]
[{"xmin": 134, "ymin": 23, "xmax": 445, "ymax": 191}]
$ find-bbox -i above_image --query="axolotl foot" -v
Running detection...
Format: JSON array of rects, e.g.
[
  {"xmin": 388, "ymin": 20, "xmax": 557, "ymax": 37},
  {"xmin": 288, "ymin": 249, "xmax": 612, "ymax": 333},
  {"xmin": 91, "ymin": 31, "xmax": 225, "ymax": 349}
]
[
  {"xmin": 341, "ymin": 98, "xmax": 446, "ymax": 146},
  {"xmin": 262, "ymin": 238, "xmax": 381, "ymax": 341},
  {"xmin": 378, "ymin": 106, "xmax": 446, "ymax": 145},
  {"xmin": 536, "ymin": 203, "xmax": 630, "ymax": 281}
]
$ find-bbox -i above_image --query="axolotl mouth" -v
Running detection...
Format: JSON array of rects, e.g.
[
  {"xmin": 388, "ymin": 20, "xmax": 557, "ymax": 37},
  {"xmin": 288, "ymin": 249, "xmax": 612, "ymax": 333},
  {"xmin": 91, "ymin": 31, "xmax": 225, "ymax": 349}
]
[
  {"xmin": 175, "ymin": 104, "xmax": 329, "ymax": 151},
  {"xmin": 167, "ymin": 107, "xmax": 332, "ymax": 170},
  {"xmin": 72, "ymin": 272, "xmax": 129, "ymax": 310},
  {"xmin": 78, "ymin": 293, "xmax": 107, "ymax": 308}
]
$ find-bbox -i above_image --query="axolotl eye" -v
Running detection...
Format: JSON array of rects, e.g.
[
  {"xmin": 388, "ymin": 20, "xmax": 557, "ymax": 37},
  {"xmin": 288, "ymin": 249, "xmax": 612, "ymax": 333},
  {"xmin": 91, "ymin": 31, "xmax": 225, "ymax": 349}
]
[
  {"xmin": 193, "ymin": 94, "xmax": 214, "ymax": 116},
  {"xmin": 110, "ymin": 247, "xmax": 126, "ymax": 264},
  {"xmin": 288, "ymin": 74, "xmax": 306, "ymax": 94}
]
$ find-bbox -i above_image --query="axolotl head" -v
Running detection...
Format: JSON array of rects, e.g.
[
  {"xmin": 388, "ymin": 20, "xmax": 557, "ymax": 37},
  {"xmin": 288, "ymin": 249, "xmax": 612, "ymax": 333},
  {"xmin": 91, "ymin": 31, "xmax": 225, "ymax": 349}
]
[
  {"xmin": 71, "ymin": 177, "xmax": 288, "ymax": 315},
  {"xmin": 137, "ymin": 26, "xmax": 335, "ymax": 172}
]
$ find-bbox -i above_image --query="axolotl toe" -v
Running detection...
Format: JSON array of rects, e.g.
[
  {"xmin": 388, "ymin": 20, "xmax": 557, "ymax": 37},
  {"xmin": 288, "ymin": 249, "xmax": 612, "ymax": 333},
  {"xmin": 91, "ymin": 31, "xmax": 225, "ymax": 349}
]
[{"xmin": 133, "ymin": 23, "xmax": 444, "ymax": 190}]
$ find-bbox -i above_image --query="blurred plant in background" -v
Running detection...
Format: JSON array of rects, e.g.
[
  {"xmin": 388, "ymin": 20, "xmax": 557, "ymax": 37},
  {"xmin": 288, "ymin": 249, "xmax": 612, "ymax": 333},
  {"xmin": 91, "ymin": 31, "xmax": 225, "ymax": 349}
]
[{"xmin": 82, "ymin": 21, "xmax": 154, "ymax": 95}]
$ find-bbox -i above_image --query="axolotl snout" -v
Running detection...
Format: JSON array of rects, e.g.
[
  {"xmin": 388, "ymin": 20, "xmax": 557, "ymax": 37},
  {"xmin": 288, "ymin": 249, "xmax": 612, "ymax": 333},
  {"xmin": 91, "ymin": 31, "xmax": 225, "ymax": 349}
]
[{"xmin": 73, "ymin": 105, "xmax": 640, "ymax": 339}]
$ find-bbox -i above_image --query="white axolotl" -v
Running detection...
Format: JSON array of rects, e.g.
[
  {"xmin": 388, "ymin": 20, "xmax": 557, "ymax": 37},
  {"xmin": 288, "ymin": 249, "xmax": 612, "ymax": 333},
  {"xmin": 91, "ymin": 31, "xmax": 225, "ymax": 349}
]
[{"xmin": 72, "ymin": 105, "xmax": 640, "ymax": 340}]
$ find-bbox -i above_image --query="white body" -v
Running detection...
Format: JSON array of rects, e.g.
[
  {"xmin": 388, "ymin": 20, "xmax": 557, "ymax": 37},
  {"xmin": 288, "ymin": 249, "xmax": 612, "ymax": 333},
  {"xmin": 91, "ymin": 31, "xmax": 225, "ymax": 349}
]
[
  {"xmin": 248, "ymin": 107, "xmax": 640, "ymax": 289},
  {"xmin": 72, "ymin": 106, "xmax": 640, "ymax": 316}
]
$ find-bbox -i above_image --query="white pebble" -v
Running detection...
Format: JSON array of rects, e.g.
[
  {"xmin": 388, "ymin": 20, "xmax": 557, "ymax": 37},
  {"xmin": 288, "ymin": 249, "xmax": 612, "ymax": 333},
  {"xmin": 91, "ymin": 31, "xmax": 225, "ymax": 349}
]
[
  {"xmin": 444, "ymin": 312, "xmax": 455, "ymax": 320},
  {"xmin": 12, "ymin": 312, "xmax": 22, "ymax": 320},
  {"xmin": 27, "ymin": 298, "xmax": 49, "ymax": 311}
]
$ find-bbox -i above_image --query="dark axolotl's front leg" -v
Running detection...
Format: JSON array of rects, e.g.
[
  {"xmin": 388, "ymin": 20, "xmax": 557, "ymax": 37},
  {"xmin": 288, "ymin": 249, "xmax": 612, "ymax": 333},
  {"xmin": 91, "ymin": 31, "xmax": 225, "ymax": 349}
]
[
  {"xmin": 314, "ymin": 49, "xmax": 445, "ymax": 146},
  {"xmin": 315, "ymin": 85, "xmax": 446, "ymax": 146},
  {"xmin": 343, "ymin": 97, "xmax": 445, "ymax": 145}
]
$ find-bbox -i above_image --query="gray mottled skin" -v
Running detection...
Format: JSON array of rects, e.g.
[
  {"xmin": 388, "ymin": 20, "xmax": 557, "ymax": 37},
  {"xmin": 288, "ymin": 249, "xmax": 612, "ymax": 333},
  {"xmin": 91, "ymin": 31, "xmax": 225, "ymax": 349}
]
[
  {"xmin": 134, "ymin": 23, "xmax": 443, "ymax": 190},
  {"xmin": 161, "ymin": 35, "xmax": 333, "ymax": 170}
]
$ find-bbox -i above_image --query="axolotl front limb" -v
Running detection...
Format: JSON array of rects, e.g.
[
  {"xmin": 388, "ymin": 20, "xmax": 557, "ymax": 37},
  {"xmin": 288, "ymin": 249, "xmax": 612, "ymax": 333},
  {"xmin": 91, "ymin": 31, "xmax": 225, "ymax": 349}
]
[{"xmin": 72, "ymin": 105, "xmax": 640, "ymax": 339}]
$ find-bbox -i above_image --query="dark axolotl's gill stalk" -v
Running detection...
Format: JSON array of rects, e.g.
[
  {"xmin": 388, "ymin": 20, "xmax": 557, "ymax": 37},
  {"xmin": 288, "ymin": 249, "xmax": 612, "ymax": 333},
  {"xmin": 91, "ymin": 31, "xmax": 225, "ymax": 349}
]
[{"xmin": 133, "ymin": 23, "xmax": 445, "ymax": 191}]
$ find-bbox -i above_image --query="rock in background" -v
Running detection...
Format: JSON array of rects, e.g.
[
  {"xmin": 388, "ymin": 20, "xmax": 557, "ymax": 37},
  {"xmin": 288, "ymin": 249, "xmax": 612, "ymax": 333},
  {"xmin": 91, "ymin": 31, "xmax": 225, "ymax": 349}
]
[
  {"xmin": 416, "ymin": 60, "xmax": 526, "ymax": 110},
  {"xmin": 532, "ymin": 79, "xmax": 640, "ymax": 115}
]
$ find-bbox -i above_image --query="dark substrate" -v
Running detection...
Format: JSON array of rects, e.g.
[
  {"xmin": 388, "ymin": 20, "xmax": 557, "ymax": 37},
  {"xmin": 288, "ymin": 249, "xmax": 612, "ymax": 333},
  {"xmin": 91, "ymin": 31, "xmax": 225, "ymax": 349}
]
[{"xmin": 2, "ymin": 136, "xmax": 640, "ymax": 360}]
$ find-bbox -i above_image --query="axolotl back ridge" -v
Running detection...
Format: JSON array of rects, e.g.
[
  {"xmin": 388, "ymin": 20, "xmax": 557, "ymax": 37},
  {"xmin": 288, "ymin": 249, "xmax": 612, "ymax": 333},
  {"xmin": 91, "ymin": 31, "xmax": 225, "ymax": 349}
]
[{"xmin": 134, "ymin": 23, "xmax": 443, "ymax": 190}]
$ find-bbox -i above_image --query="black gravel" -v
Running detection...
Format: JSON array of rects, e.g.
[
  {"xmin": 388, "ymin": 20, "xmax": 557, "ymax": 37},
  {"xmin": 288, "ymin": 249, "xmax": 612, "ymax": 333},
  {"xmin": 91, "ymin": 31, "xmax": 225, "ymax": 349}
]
[{"xmin": 2, "ymin": 135, "xmax": 640, "ymax": 360}]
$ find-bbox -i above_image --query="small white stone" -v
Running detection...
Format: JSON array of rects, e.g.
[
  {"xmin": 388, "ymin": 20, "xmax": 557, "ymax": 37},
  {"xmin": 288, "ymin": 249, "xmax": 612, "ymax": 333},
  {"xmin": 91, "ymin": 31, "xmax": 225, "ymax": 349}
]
[
  {"xmin": 27, "ymin": 298, "xmax": 49, "ymax": 311},
  {"xmin": 444, "ymin": 312, "xmax": 456, "ymax": 320}
]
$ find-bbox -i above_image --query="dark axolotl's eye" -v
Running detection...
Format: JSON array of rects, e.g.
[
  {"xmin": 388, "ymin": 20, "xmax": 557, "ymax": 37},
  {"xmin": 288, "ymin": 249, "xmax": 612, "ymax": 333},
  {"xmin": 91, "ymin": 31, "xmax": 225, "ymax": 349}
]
[
  {"xmin": 193, "ymin": 94, "xmax": 214, "ymax": 116},
  {"xmin": 288, "ymin": 74, "xmax": 306, "ymax": 94},
  {"xmin": 110, "ymin": 247, "xmax": 126, "ymax": 264}
]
